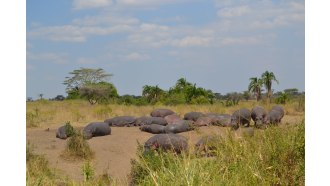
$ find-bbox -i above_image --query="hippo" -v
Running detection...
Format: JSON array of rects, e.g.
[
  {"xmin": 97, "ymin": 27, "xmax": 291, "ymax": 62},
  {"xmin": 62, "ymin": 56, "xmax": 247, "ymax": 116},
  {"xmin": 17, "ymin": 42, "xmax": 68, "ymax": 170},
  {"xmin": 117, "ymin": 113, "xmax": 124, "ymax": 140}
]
[
  {"xmin": 150, "ymin": 108, "xmax": 175, "ymax": 118},
  {"xmin": 207, "ymin": 114, "xmax": 232, "ymax": 127},
  {"xmin": 164, "ymin": 120, "xmax": 194, "ymax": 134},
  {"xmin": 135, "ymin": 116, "xmax": 168, "ymax": 126},
  {"xmin": 271, "ymin": 105, "xmax": 285, "ymax": 119},
  {"xmin": 83, "ymin": 122, "xmax": 111, "ymax": 139},
  {"xmin": 264, "ymin": 109, "xmax": 284, "ymax": 125},
  {"xmin": 164, "ymin": 114, "xmax": 182, "ymax": 125},
  {"xmin": 144, "ymin": 134, "xmax": 188, "ymax": 153},
  {"xmin": 56, "ymin": 124, "xmax": 74, "ymax": 140},
  {"xmin": 104, "ymin": 116, "xmax": 136, "ymax": 127},
  {"xmin": 231, "ymin": 108, "xmax": 251, "ymax": 130},
  {"xmin": 251, "ymin": 106, "xmax": 267, "ymax": 128},
  {"xmin": 183, "ymin": 112, "xmax": 205, "ymax": 121},
  {"xmin": 195, "ymin": 135, "xmax": 221, "ymax": 156},
  {"xmin": 194, "ymin": 116, "xmax": 213, "ymax": 127},
  {"xmin": 139, "ymin": 124, "xmax": 166, "ymax": 134}
]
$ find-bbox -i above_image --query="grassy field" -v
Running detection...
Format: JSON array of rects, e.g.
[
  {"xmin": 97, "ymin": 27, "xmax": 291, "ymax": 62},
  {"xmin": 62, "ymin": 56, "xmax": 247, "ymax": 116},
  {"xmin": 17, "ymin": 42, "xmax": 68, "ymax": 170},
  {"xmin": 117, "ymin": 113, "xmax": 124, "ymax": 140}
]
[{"xmin": 26, "ymin": 99, "xmax": 304, "ymax": 185}]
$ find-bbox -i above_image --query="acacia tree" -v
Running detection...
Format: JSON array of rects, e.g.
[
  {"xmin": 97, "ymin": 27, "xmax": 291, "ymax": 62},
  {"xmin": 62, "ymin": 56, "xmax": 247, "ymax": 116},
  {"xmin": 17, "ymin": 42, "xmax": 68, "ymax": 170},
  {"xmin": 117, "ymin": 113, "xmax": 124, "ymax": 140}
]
[
  {"xmin": 63, "ymin": 68, "xmax": 113, "ymax": 99},
  {"xmin": 261, "ymin": 71, "xmax": 279, "ymax": 102},
  {"xmin": 64, "ymin": 68, "xmax": 112, "ymax": 91},
  {"xmin": 248, "ymin": 77, "xmax": 263, "ymax": 101}
]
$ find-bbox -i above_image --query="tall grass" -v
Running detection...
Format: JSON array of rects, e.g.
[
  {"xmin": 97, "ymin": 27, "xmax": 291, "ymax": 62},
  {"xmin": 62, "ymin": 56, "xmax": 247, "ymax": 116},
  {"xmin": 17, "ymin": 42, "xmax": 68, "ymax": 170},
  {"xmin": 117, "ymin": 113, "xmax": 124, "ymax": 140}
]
[{"xmin": 130, "ymin": 121, "xmax": 305, "ymax": 186}]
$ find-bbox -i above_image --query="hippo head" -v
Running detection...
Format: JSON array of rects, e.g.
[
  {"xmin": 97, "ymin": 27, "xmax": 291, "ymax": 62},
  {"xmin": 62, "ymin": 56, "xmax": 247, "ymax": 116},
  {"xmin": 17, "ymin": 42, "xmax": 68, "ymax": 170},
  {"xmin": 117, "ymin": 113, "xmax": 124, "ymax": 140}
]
[{"xmin": 255, "ymin": 116, "xmax": 264, "ymax": 125}]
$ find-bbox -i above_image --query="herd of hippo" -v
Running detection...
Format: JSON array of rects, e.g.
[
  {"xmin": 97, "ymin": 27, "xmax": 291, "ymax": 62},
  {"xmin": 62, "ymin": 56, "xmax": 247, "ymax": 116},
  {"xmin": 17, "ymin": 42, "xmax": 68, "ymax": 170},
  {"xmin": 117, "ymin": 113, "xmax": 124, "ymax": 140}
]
[{"xmin": 56, "ymin": 105, "xmax": 284, "ymax": 154}]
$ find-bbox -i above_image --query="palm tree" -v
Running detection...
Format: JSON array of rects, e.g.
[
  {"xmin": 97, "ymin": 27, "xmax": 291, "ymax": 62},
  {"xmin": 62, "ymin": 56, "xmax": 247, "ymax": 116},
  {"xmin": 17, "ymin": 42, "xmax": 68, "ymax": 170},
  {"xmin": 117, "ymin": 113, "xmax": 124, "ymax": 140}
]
[
  {"xmin": 261, "ymin": 71, "xmax": 279, "ymax": 102},
  {"xmin": 174, "ymin": 78, "xmax": 192, "ymax": 92},
  {"xmin": 248, "ymin": 77, "xmax": 263, "ymax": 101},
  {"xmin": 142, "ymin": 85, "xmax": 164, "ymax": 103}
]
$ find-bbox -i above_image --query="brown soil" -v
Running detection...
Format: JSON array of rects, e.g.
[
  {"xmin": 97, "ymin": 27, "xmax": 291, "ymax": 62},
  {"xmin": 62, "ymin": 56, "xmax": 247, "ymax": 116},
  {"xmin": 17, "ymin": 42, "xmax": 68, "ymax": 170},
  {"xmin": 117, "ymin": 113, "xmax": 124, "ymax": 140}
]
[{"xmin": 26, "ymin": 115, "xmax": 303, "ymax": 185}]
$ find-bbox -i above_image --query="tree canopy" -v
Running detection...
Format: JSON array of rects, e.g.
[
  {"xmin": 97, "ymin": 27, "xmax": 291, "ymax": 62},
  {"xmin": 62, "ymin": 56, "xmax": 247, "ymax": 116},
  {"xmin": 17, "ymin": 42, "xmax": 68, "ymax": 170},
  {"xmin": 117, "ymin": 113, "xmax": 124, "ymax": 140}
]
[{"xmin": 63, "ymin": 68, "xmax": 113, "ymax": 91}]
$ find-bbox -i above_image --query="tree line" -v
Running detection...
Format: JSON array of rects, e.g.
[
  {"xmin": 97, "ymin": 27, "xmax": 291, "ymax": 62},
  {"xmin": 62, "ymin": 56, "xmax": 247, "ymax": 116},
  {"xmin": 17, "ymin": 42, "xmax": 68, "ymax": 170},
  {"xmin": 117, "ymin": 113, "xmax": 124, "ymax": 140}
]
[{"xmin": 27, "ymin": 68, "xmax": 304, "ymax": 105}]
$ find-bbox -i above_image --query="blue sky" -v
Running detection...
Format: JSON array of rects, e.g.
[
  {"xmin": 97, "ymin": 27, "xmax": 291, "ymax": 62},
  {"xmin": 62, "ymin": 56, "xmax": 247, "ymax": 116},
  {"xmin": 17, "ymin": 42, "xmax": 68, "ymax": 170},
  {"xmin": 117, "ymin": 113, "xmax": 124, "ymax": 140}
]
[{"xmin": 26, "ymin": 0, "xmax": 305, "ymax": 99}]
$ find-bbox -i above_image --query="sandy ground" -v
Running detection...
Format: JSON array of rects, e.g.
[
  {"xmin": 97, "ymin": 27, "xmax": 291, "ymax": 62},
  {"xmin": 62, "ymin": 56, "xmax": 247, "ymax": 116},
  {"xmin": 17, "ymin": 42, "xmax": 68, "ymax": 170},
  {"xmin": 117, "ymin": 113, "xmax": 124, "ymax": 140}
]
[{"xmin": 26, "ymin": 115, "xmax": 303, "ymax": 185}]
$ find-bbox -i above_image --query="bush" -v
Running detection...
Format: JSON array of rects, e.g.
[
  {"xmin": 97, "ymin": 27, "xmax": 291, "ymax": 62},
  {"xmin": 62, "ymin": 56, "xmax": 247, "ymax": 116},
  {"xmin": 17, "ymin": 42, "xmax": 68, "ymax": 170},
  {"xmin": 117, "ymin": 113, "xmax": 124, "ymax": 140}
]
[{"xmin": 62, "ymin": 131, "xmax": 94, "ymax": 160}]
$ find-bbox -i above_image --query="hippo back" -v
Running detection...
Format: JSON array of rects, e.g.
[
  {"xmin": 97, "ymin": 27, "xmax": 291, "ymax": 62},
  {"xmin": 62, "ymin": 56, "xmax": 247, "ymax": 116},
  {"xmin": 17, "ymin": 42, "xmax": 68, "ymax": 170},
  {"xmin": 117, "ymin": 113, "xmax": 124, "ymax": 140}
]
[
  {"xmin": 183, "ymin": 112, "xmax": 205, "ymax": 121},
  {"xmin": 231, "ymin": 108, "xmax": 251, "ymax": 129},
  {"xmin": 104, "ymin": 116, "xmax": 136, "ymax": 127},
  {"xmin": 150, "ymin": 108, "xmax": 175, "ymax": 118},
  {"xmin": 83, "ymin": 122, "xmax": 111, "ymax": 139},
  {"xmin": 144, "ymin": 134, "xmax": 188, "ymax": 153},
  {"xmin": 140, "ymin": 124, "xmax": 166, "ymax": 134}
]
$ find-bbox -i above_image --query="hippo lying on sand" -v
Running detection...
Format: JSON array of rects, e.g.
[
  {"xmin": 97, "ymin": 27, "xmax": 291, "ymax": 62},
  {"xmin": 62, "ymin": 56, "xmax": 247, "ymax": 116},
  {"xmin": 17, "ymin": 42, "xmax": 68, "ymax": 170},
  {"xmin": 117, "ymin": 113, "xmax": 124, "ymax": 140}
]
[
  {"xmin": 184, "ymin": 112, "xmax": 205, "ymax": 121},
  {"xmin": 164, "ymin": 114, "xmax": 182, "ymax": 125},
  {"xmin": 144, "ymin": 134, "xmax": 188, "ymax": 153},
  {"xmin": 140, "ymin": 124, "xmax": 165, "ymax": 134},
  {"xmin": 104, "ymin": 116, "xmax": 136, "ymax": 127},
  {"xmin": 150, "ymin": 108, "xmax": 175, "ymax": 118},
  {"xmin": 56, "ymin": 124, "xmax": 74, "ymax": 140},
  {"xmin": 83, "ymin": 122, "xmax": 111, "ymax": 139},
  {"xmin": 135, "ymin": 116, "xmax": 168, "ymax": 126},
  {"xmin": 164, "ymin": 120, "xmax": 194, "ymax": 134}
]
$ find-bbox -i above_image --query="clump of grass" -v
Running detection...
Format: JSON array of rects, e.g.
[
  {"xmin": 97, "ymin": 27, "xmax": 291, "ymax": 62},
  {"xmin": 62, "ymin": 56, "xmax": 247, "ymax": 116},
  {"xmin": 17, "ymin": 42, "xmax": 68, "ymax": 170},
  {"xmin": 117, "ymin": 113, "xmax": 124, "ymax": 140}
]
[
  {"xmin": 62, "ymin": 131, "xmax": 94, "ymax": 160},
  {"xmin": 82, "ymin": 161, "xmax": 95, "ymax": 182},
  {"xmin": 130, "ymin": 121, "xmax": 305, "ymax": 185},
  {"xmin": 64, "ymin": 121, "xmax": 76, "ymax": 137}
]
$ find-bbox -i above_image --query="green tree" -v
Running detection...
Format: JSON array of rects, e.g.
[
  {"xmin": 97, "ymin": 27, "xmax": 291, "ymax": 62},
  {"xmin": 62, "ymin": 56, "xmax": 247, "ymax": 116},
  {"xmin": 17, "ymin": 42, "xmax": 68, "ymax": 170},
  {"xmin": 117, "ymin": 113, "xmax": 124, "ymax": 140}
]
[
  {"xmin": 63, "ymin": 68, "xmax": 113, "ymax": 92},
  {"xmin": 79, "ymin": 82, "xmax": 118, "ymax": 105},
  {"xmin": 261, "ymin": 71, "xmax": 279, "ymax": 102},
  {"xmin": 142, "ymin": 85, "xmax": 165, "ymax": 103},
  {"xmin": 248, "ymin": 77, "xmax": 263, "ymax": 101}
]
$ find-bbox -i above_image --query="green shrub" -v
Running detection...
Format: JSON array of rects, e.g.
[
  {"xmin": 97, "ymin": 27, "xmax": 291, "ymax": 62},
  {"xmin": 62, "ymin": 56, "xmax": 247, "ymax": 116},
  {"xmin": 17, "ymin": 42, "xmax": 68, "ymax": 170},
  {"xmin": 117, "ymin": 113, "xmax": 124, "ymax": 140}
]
[{"xmin": 62, "ymin": 131, "xmax": 94, "ymax": 160}]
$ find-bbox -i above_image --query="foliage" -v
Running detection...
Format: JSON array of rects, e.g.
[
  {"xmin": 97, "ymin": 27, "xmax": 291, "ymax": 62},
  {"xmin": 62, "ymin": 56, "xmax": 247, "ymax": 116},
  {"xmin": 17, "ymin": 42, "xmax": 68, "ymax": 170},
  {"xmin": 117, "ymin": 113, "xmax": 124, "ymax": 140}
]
[
  {"xmin": 142, "ymin": 85, "xmax": 165, "ymax": 104},
  {"xmin": 64, "ymin": 121, "xmax": 76, "ymax": 137},
  {"xmin": 275, "ymin": 92, "xmax": 290, "ymax": 104},
  {"xmin": 79, "ymin": 82, "xmax": 118, "ymax": 105},
  {"xmin": 248, "ymin": 77, "xmax": 263, "ymax": 101},
  {"xmin": 261, "ymin": 70, "xmax": 279, "ymax": 102},
  {"xmin": 63, "ymin": 68, "xmax": 113, "ymax": 91}
]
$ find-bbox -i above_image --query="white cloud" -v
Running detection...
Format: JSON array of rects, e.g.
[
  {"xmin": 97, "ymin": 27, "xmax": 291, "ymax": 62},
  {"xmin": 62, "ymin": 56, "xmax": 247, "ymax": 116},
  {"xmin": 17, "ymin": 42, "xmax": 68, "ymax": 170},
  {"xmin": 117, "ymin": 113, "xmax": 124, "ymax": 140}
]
[
  {"xmin": 122, "ymin": 52, "xmax": 150, "ymax": 61},
  {"xmin": 173, "ymin": 36, "xmax": 212, "ymax": 47},
  {"xmin": 28, "ymin": 24, "xmax": 133, "ymax": 42},
  {"xmin": 27, "ymin": 52, "xmax": 69, "ymax": 64},
  {"xmin": 117, "ymin": 0, "xmax": 189, "ymax": 7},
  {"xmin": 217, "ymin": 5, "xmax": 251, "ymax": 17},
  {"xmin": 72, "ymin": 14, "xmax": 140, "ymax": 26},
  {"xmin": 219, "ymin": 36, "xmax": 262, "ymax": 46},
  {"xmin": 73, "ymin": 0, "xmax": 112, "ymax": 10}
]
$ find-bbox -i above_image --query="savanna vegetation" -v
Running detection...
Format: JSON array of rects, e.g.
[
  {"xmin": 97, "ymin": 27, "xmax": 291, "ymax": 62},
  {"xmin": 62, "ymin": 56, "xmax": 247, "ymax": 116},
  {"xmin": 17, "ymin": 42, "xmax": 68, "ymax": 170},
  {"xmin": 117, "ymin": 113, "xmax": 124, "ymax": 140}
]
[{"xmin": 26, "ymin": 68, "xmax": 304, "ymax": 185}]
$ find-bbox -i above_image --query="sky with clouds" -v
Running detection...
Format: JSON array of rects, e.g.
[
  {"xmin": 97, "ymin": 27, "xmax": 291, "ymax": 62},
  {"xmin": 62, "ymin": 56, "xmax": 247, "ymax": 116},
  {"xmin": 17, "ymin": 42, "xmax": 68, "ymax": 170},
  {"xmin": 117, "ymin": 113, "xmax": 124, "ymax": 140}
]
[{"xmin": 26, "ymin": 0, "xmax": 305, "ymax": 99}]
